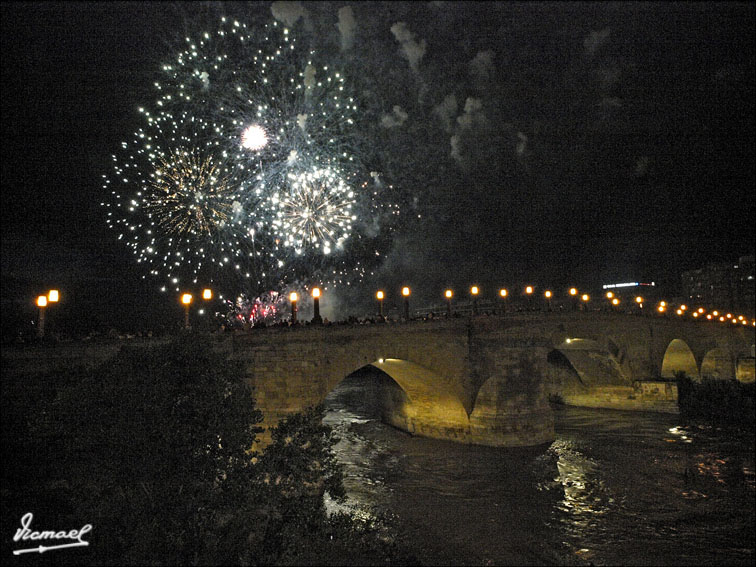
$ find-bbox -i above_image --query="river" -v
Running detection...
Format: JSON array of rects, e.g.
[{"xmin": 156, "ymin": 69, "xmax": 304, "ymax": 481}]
[{"xmin": 322, "ymin": 368, "xmax": 755, "ymax": 566}]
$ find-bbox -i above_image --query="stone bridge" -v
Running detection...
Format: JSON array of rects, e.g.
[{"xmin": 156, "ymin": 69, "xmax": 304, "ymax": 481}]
[
  {"xmin": 3, "ymin": 312, "xmax": 753, "ymax": 447},
  {"xmin": 228, "ymin": 312, "xmax": 754, "ymax": 446}
]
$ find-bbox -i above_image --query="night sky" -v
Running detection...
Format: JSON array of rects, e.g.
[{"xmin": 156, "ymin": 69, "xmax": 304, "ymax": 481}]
[{"xmin": 2, "ymin": 1, "xmax": 754, "ymax": 331}]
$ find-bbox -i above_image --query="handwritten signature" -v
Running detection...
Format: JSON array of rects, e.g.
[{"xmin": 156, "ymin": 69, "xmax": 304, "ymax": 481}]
[{"xmin": 13, "ymin": 512, "xmax": 92, "ymax": 555}]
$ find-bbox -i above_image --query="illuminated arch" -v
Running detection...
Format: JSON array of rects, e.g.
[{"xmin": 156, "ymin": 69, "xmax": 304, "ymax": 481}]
[
  {"xmin": 660, "ymin": 339, "xmax": 699, "ymax": 381},
  {"xmin": 326, "ymin": 358, "xmax": 470, "ymax": 435},
  {"xmin": 700, "ymin": 348, "xmax": 733, "ymax": 380}
]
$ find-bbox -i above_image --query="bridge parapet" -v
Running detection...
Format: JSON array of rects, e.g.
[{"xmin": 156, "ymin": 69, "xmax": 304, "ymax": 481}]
[{"xmin": 3, "ymin": 313, "xmax": 751, "ymax": 446}]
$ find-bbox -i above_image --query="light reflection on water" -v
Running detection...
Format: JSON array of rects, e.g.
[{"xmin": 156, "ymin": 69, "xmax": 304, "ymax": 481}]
[{"xmin": 323, "ymin": 369, "xmax": 755, "ymax": 566}]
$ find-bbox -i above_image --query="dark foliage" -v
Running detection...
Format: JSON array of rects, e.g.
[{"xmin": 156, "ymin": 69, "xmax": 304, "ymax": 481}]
[
  {"xmin": 675, "ymin": 371, "xmax": 755, "ymax": 426},
  {"xmin": 1, "ymin": 335, "xmax": 413, "ymax": 565}
]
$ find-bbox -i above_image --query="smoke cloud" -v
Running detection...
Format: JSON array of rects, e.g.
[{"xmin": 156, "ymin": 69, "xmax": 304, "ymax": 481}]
[
  {"xmin": 469, "ymin": 50, "xmax": 495, "ymax": 84},
  {"xmin": 270, "ymin": 1, "xmax": 310, "ymax": 28},
  {"xmin": 381, "ymin": 105, "xmax": 408, "ymax": 128},
  {"xmin": 584, "ymin": 27, "xmax": 610, "ymax": 56},
  {"xmin": 336, "ymin": 6, "xmax": 357, "ymax": 51},
  {"xmin": 433, "ymin": 94, "xmax": 457, "ymax": 133},
  {"xmin": 390, "ymin": 22, "xmax": 426, "ymax": 73}
]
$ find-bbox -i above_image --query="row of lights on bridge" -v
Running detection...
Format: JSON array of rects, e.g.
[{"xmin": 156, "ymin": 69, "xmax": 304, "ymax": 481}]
[{"xmin": 32, "ymin": 285, "xmax": 756, "ymax": 336}]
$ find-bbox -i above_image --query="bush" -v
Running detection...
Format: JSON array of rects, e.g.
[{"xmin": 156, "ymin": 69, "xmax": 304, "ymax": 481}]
[
  {"xmin": 675, "ymin": 371, "xmax": 755, "ymax": 426},
  {"xmin": 1, "ymin": 335, "xmax": 413, "ymax": 565}
]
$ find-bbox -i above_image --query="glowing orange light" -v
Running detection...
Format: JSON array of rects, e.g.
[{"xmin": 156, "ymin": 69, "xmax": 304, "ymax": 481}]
[
  {"xmin": 545, "ymin": 290, "xmax": 552, "ymax": 298},
  {"xmin": 676, "ymin": 309, "xmax": 683, "ymax": 315},
  {"xmin": 312, "ymin": 287, "xmax": 321, "ymax": 298},
  {"xmin": 37, "ymin": 295, "xmax": 48, "ymax": 307},
  {"xmin": 706, "ymin": 314, "xmax": 712, "ymax": 320},
  {"xmin": 660, "ymin": 301, "xmax": 667, "ymax": 307},
  {"xmin": 402, "ymin": 287, "xmax": 410, "ymax": 297},
  {"xmin": 719, "ymin": 316, "xmax": 725, "ymax": 322},
  {"xmin": 376, "ymin": 291, "xmax": 384, "ymax": 300},
  {"xmin": 290, "ymin": 292, "xmax": 298, "ymax": 302},
  {"xmin": 693, "ymin": 312, "xmax": 699, "ymax": 318},
  {"xmin": 499, "ymin": 289, "xmax": 508, "ymax": 298},
  {"xmin": 614, "ymin": 298, "xmax": 621, "ymax": 306},
  {"xmin": 581, "ymin": 294, "xmax": 589, "ymax": 302},
  {"xmin": 680, "ymin": 305, "xmax": 687, "ymax": 311},
  {"xmin": 712, "ymin": 310, "xmax": 719, "ymax": 316},
  {"xmin": 48, "ymin": 289, "xmax": 59, "ymax": 303},
  {"xmin": 606, "ymin": 291, "xmax": 614, "ymax": 299},
  {"xmin": 181, "ymin": 293, "xmax": 192, "ymax": 305},
  {"xmin": 202, "ymin": 288, "xmax": 212, "ymax": 300},
  {"xmin": 445, "ymin": 289, "xmax": 453, "ymax": 299},
  {"xmin": 569, "ymin": 288, "xmax": 578, "ymax": 296},
  {"xmin": 698, "ymin": 307, "xmax": 705, "ymax": 313},
  {"xmin": 726, "ymin": 313, "xmax": 732, "ymax": 319},
  {"xmin": 635, "ymin": 296, "xmax": 643, "ymax": 304},
  {"xmin": 526, "ymin": 286, "xmax": 533, "ymax": 295},
  {"xmin": 471, "ymin": 286, "xmax": 479, "ymax": 296}
]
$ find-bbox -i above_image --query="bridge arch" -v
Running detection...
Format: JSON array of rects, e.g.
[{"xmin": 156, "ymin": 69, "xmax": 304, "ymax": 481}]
[
  {"xmin": 660, "ymin": 339, "xmax": 700, "ymax": 381},
  {"xmin": 700, "ymin": 348, "xmax": 734, "ymax": 381},
  {"xmin": 550, "ymin": 338, "xmax": 630, "ymax": 387},
  {"xmin": 325, "ymin": 358, "xmax": 471, "ymax": 441}
]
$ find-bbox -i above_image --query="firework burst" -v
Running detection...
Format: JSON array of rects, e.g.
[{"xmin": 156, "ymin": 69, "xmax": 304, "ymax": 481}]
[{"xmin": 105, "ymin": 13, "xmax": 400, "ymax": 296}]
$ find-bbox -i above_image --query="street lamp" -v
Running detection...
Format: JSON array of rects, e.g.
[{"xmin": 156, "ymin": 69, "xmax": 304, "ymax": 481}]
[
  {"xmin": 635, "ymin": 296, "xmax": 643, "ymax": 313},
  {"xmin": 376, "ymin": 290, "xmax": 385, "ymax": 319},
  {"xmin": 612, "ymin": 297, "xmax": 621, "ymax": 312},
  {"xmin": 312, "ymin": 287, "xmax": 322, "ymax": 324},
  {"xmin": 36, "ymin": 295, "xmax": 48, "ymax": 338},
  {"xmin": 544, "ymin": 290, "xmax": 552, "ymax": 312},
  {"xmin": 569, "ymin": 287, "xmax": 578, "ymax": 310},
  {"xmin": 290, "ymin": 291, "xmax": 298, "ymax": 323},
  {"xmin": 402, "ymin": 286, "xmax": 411, "ymax": 320},
  {"xmin": 525, "ymin": 285, "xmax": 534, "ymax": 311},
  {"xmin": 581, "ymin": 294, "xmax": 590, "ymax": 310},
  {"xmin": 445, "ymin": 289, "xmax": 453, "ymax": 318},
  {"xmin": 181, "ymin": 293, "xmax": 193, "ymax": 329},
  {"xmin": 471, "ymin": 285, "xmax": 479, "ymax": 315},
  {"xmin": 48, "ymin": 289, "xmax": 60, "ymax": 303},
  {"xmin": 202, "ymin": 288, "xmax": 213, "ymax": 300},
  {"xmin": 499, "ymin": 288, "xmax": 508, "ymax": 315}
]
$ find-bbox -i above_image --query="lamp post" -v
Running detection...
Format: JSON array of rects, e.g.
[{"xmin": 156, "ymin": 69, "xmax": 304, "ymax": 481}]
[
  {"xmin": 499, "ymin": 288, "xmax": 508, "ymax": 315},
  {"xmin": 402, "ymin": 287, "xmax": 410, "ymax": 320},
  {"xmin": 569, "ymin": 287, "xmax": 578, "ymax": 311},
  {"xmin": 612, "ymin": 297, "xmax": 620, "ymax": 312},
  {"xmin": 312, "ymin": 287, "xmax": 322, "ymax": 324},
  {"xmin": 181, "ymin": 293, "xmax": 193, "ymax": 329},
  {"xmin": 36, "ymin": 295, "xmax": 48, "ymax": 338},
  {"xmin": 445, "ymin": 289, "xmax": 453, "ymax": 318},
  {"xmin": 290, "ymin": 292, "xmax": 298, "ymax": 324},
  {"xmin": 581, "ymin": 293, "xmax": 590, "ymax": 311},
  {"xmin": 635, "ymin": 296, "xmax": 643, "ymax": 314},
  {"xmin": 525, "ymin": 286, "xmax": 534, "ymax": 311},
  {"xmin": 544, "ymin": 290, "xmax": 552, "ymax": 312},
  {"xmin": 376, "ymin": 290, "xmax": 385, "ymax": 319},
  {"xmin": 471, "ymin": 286, "xmax": 479, "ymax": 315}
]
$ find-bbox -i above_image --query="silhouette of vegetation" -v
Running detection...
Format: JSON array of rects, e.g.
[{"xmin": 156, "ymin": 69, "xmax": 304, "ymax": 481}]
[
  {"xmin": 1, "ymin": 335, "xmax": 415, "ymax": 565},
  {"xmin": 675, "ymin": 371, "xmax": 755, "ymax": 426}
]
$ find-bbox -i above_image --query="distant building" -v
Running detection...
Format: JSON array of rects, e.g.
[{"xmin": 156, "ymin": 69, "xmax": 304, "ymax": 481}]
[{"xmin": 681, "ymin": 256, "xmax": 755, "ymax": 315}]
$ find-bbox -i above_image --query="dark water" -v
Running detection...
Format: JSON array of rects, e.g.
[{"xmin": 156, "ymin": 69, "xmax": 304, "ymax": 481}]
[{"xmin": 323, "ymin": 369, "xmax": 756, "ymax": 566}]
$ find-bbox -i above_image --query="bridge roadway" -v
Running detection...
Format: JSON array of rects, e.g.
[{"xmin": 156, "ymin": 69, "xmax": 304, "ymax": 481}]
[{"xmin": 3, "ymin": 312, "xmax": 754, "ymax": 447}]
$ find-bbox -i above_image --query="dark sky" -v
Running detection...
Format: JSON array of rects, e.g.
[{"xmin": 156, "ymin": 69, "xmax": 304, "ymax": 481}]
[{"xmin": 1, "ymin": 1, "xmax": 754, "ymax": 325}]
